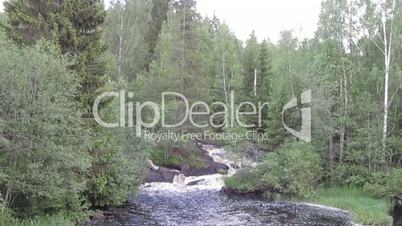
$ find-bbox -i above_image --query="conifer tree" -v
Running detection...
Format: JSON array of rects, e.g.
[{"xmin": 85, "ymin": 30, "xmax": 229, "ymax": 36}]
[{"xmin": 4, "ymin": 0, "xmax": 107, "ymax": 112}]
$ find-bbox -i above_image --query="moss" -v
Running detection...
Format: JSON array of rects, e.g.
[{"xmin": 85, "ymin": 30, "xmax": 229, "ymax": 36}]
[
  {"xmin": 149, "ymin": 148, "xmax": 182, "ymax": 168},
  {"xmin": 149, "ymin": 148, "xmax": 205, "ymax": 169}
]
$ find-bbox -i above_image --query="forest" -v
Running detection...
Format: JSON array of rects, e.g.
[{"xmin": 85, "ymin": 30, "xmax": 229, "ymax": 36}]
[{"xmin": 1, "ymin": 0, "xmax": 402, "ymax": 225}]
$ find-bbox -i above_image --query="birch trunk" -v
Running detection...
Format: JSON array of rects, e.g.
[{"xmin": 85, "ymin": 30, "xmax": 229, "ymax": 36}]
[
  {"xmin": 340, "ymin": 57, "xmax": 349, "ymax": 162},
  {"xmin": 118, "ymin": 10, "xmax": 124, "ymax": 76},
  {"xmin": 254, "ymin": 68, "xmax": 257, "ymax": 97},
  {"xmin": 381, "ymin": 0, "xmax": 395, "ymax": 168},
  {"xmin": 222, "ymin": 55, "xmax": 228, "ymax": 106}
]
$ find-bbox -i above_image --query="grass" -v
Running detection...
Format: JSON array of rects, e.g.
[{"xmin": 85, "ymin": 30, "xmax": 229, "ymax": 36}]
[
  {"xmin": 9, "ymin": 214, "xmax": 74, "ymax": 226},
  {"xmin": 308, "ymin": 187, "xmax": 392, "ymax": 225}
]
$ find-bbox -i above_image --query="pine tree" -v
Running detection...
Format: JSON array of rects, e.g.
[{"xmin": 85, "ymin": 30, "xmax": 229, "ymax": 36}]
[{"xmin": 4, "ymin": 0, "xmax": 61, "ymax": 45}]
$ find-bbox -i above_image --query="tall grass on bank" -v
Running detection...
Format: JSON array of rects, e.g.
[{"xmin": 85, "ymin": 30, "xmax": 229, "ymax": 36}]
[
  {"xmin": 309, "ymin": 187, "xmax": 392, "ymax": 225},
  {"xmin": 10, "ymin": 215, "xmax": 74, "ymax": 226}
]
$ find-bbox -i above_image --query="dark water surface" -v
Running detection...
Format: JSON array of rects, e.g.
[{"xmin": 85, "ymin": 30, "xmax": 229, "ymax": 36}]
[{"xmin": 90, "ymin": 183, "xmax": 354, "ymax": 226}]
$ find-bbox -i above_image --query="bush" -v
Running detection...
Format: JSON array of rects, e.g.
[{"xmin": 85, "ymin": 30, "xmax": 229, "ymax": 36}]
[
  {"xmin": 224, "ymin": 168, "xmax": 262, "ymax": 192},
  {"xmin": 363, "ymin": 168, "xmax": 402, "ymax": 198},
  {"xmin": 224, "ymin": 142, "xmax": 321, "ymax": 198},
  {"xmin": 327, "ymin": 164, "xmax": 372, "ymax": 187},
  {"xmin": 0, "ymin": 36, "xmax": 90, "ymax": 218},
  {"xmin": 258, "ymin": 142, "xmax": 321, "ymax": 198},
  {"xmin": 0, "ymin": 197, "xmax": 16, "ymax": 225}
]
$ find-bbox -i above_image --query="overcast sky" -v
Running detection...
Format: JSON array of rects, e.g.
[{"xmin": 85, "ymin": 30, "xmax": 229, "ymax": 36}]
[{"xmin": 0, "ymin": 0, "xmax": 322, "ymax": 42}]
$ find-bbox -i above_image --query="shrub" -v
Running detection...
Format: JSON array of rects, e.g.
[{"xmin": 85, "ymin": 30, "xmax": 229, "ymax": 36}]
[
  {"xmin": 0, "ymin": 36, "xmax": 90, "ymax": 217},
  {"xmin": 364, "ymin": 168, "xmax": 402, "ymax": 198},
  {"xmin": 328, "ymin": 164, "xmax": 372, "ymax": 187},
  {"xmin": 224, "ymin": 168, "xmax": 262, "ymax": 192},
  {"xmin": 224, "ymin": 142, "xmax": 321, "ymax": 198},
  {"xmin": 0, "ymin": 197, "xmax": 16, "ymax": 225},
  {"xmin": 258, "ymin": 142, "xmax": 321, "ymax": 198}
]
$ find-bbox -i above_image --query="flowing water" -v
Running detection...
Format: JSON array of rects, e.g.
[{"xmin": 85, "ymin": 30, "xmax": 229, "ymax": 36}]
[{"xmin": 89, "ymin": 147, "xmax": 355, "ymax": 226}]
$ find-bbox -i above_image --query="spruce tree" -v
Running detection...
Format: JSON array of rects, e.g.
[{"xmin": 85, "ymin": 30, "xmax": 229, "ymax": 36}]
[
  {"xmin": 147, "ymin": 0, "xmax": 170, "ymax": 60},
  {"xmin": 4, "ymin": 0, "xmax": 107, "ymax": 112},
  {"xmin": 256, "ymin": 40, "xmax": 273, "ymax": 132}
]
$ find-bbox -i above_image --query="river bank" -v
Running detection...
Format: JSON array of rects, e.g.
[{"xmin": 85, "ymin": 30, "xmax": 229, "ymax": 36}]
[{"xmin": 308, "ymin": 187, "xmax": 392, "ymax": 225}]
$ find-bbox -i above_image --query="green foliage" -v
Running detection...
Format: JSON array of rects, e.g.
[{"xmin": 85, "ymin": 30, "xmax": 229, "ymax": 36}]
[
  {"xmin": 3, "ymin": 0, "xmax": 402, "ymax": 224},
  {"xmin": 327, "ymin": 164, "xmax": 372, "ymax": 187},
  {"xmin": 149, "ymin": 144, "xmax": 205, "ymax": 169},
  {"xmin": 4, "ymin": 0, "xmax": 108, "ymax": 111},
  {"xmin": 150, "ymin": 148, "xmax": 183, "ymax": 168},
  {"xmin": 225, "ymin": 142, "xmax": 321, "ymax": 198},
  {"xmin": 224, "ymin": 168, "xmax": 262, "ymax": 192},
  {"xmin": 310, "ymin": 187, "xmax": 392, "ymax": 225},
  {"xmin": 0, "ymin": 35, "xmax": 90, "ymax": 218},
  {"xmin": 4, "ymin": 0, "xmax": 148, "ymax": 211},
  {"xmin": 0, "ymin": 196, "xmax": 16, "ymax": 225},
  {"xmin": 363, "ymin": 169, "xmax": 402, "ymax": 199},
  {"xmin": 258, "ymin": 142, "xmax": 321, "ymax": 198},
  {"xmin": 11, "ymin": 214, "xmax": 74, "ymax": 226},
  {"xmin": 104, "ymin": 0, "xmax": 154, "ymax": 80},
  {"xmin": 0, "ymin": 26, "xmax": 147, "ymax": 221},
  {"xmin": 85, "ymin": 80, "xmax": 148, "ymax": 208}
]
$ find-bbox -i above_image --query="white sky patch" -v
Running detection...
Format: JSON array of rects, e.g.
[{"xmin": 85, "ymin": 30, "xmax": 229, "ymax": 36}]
[
  {"xmin": 0, "ymin": 0, "xmax": 4, "ymax": 12},
  {"xmin": 197, "ymin": 0, "xmax": 321, "ymax": 43},
  {"xmin": 1, "ymin": 0, "xmax": 322, "ymax": 43}
]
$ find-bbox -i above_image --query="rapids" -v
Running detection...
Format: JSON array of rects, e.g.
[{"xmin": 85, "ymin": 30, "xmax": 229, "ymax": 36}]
[{"xmin": 87, "ymin": 146, "xmax": 355, "ymax": 226}]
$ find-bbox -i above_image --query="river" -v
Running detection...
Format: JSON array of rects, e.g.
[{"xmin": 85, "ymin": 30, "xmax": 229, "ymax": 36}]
[{"xmin": 88, "ymin": 146, "xmax": 356, "ymax": 226}]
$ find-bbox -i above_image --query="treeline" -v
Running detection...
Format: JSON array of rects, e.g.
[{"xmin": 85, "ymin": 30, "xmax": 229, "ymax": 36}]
[{"xmin": 1, "ymin": 0, "xmax": 402, "ymax": 224}]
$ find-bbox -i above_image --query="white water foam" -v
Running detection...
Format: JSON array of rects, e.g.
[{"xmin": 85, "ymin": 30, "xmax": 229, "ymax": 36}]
[{"xmin": 142, "ymin": 146, "xmax": 236, "ymax": 193}]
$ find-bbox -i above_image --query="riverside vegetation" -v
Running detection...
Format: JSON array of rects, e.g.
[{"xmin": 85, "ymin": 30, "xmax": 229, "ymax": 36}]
[{"xmin": 0, "ymin": 0, "xmax": 402, "ymax": 225}]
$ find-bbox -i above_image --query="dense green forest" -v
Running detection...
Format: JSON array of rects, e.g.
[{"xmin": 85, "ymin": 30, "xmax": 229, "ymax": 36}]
[{"xmin": 1, "ymin": 0, "xmax": 402, "ymax": 225}]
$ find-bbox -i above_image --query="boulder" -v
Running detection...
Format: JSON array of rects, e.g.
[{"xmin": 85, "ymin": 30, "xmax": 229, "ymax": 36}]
[
  {"xmin": 144, "ymin": 167, "xmax": 180, "ymax": 183},
  {"xmin": 394, "ymin": 197, "xmax": 402, "ymax": 226},
  {"xmin": 144, "ymin": 141, "xmax": 230, "ymax": 181},
  {"xmin": 179, "ymin": 153, "xmax": 229, "ymax": 176}
]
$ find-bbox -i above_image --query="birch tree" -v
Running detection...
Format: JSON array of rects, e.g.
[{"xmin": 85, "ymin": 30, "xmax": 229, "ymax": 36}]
[
  {"xmin": 362, "ymin": 0, "xmax": 398, "ymax": 168},
  {"xmin": 379, "ymin": 0, "xmax": 396, "ymax": 166},
  {"xmin": 105, "ymin": 0, "xmax": 153, "ymax": 80}
]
